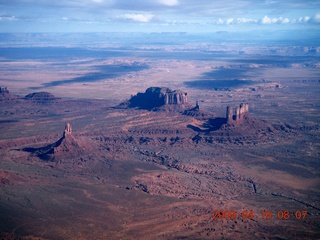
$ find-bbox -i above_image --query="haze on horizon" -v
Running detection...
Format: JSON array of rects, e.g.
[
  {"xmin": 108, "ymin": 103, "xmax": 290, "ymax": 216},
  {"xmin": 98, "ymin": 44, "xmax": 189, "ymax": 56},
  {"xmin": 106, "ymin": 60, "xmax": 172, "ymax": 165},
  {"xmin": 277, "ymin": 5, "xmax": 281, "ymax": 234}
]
[{"xmin": 0, "ymin": 0, "xmax": 319, "ymax": 40}]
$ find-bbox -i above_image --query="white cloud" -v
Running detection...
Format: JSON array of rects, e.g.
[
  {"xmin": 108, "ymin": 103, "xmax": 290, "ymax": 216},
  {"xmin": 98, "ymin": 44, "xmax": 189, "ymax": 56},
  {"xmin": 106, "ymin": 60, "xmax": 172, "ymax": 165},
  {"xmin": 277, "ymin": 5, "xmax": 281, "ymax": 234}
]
[
  {"xmin": 1, "ymin": 0, "xmax": 319, "ymax": 33},
  {"xmin": 215, "ymin": 17, "xmax": 256, "ymax": 25},
  {"xmin": 216, "ymin": 18, "xmax": 224, "ymax": 24},
  {"xmin": 298, "ymin": 16, "xmax": 310, "ymax": 23},
  {"xmin": 122, "ymin": 13, "xmax": 154, "ymax": 23},
  {"xmin": 0, "ymin": 15, "xmax": 17, "ymax": 21},
  {"xmin": 291, "ymin": 14, "xmax": 320, "ymax": 24},
  {"xmin": 211, "ymin": 14, "xmax": 320, "ymax": 26},
  {"xmin": 157, "ymin": 0, "xmax": 179, "ymax": 6},
  {"xmin": 235, "ymin": 18, "xmax": 257, "ymax": 24},
  {"xmin": 281, "ymin": 17, "xmax": 290, "ymax": 24},
  {"xmin": 260, "ymin": 16, "xmax": 291, "ymax": 24},
  {"xmin": 226, "ymin": 18, "xmax": 234, "ymax": 25},
  {"xmin": 311, "ymin": 13, "xmax": 320, "ymax": 23},
  {"xmin": 260, "ymin": 15, "xmax": 273, "ymax": 24}
]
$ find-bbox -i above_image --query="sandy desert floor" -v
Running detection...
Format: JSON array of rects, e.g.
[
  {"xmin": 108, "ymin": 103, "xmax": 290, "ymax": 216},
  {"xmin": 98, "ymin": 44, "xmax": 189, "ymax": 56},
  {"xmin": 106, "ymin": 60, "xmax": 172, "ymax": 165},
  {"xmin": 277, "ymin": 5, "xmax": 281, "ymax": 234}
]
[{"xmin": 0, "ymin": 46, "xmax": 320, "ymax": 239}]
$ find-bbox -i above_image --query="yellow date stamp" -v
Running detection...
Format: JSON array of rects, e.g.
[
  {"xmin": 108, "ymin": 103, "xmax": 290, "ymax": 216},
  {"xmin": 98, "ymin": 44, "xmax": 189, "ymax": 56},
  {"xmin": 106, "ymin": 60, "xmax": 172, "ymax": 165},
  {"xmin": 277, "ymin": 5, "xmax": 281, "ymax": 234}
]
[{"xmin": 212, "ymin": 209, "xmax": 308, "ymax": 220}]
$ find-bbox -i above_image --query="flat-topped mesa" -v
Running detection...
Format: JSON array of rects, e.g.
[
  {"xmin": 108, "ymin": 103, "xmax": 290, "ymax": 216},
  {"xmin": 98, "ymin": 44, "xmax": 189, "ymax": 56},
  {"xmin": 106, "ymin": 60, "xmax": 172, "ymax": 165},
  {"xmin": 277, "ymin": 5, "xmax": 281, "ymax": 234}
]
[
  {"xmin": 226, "ymin": 103, "xmax": 249, "ymax": 123},
  {"xmin": 24, "ymin": 92, "xmax": 56, "ymax": 101},
  {"xmin": 129, "ymin": 87, "xmax": 188, "ymax": 109},
  {"xmin": 146, "ymin": 87, "xmax": 188, "ymax": 105}
]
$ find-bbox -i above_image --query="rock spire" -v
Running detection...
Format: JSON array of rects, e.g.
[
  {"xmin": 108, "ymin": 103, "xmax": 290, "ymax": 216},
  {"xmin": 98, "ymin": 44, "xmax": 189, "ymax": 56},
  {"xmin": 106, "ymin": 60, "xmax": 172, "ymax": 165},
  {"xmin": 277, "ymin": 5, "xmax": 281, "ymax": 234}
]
[{"xmin": 63, "ymin": 122, "xmax": 72, "ymax": 137}]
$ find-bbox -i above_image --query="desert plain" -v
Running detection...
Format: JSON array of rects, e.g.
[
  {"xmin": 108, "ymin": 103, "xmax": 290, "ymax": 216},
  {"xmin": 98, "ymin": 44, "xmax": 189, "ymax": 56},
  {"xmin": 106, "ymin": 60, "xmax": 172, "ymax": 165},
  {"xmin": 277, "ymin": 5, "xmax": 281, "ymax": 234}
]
[{"xmin": 0, "ymin": 33, "xmax": 319, "ymax": 239}]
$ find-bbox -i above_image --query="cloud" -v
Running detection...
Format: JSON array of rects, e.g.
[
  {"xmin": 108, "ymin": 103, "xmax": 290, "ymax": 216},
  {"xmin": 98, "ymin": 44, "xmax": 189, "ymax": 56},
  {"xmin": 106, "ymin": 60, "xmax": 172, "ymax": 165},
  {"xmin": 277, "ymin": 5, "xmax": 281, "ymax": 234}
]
[
  {"xmin": 311, "ymin": 13, "xmax": 320, "ymax": 23},
  {"xmin": 281, "ymin": 18, "xmax": 290, "ymax": 24},
  {"xmin": 225, "ymin": 18, "xmax": 234, "ymax": 25},
  {"xmin": 235, "ymin": 18, "xmax": 256, "ymax": 24},
  {"xmin": 290, "ymin": 14, "xmax": 320, "ymax": 24},
  {"xmin": 0, "ymin": 14, "xmax": 17, "ymax": 21},
  {"xmin": 224, "ymin": 17, "xmax": 257, "ymax": 25},
  {"xmin": 1, "ymin": 0, "xmax": 319, "ymax": 33},
  {"xmin": 211, "ymin": 14, "xmax": 320, "ymax": 26},
  {"xmin": 297, "ymin": 16, "xmax": 310, "ymax": 23},
  {"xmin": 157, "ymin": 0, "xmax": 179, "ymax": 6},
  {"xmin": 121, "ymin": 13, "xmax": 154, "ymax": 23},
  {"xmin": 257, "ymin": 13, "xmax": 320, "ymax": 25},
  {"xmin": 260, "ymin": 16, "xmax": 290, "ymax": 24},
  {"xmin": 216, "ymin": 18, "xmax": 224, "ymax": 24}
]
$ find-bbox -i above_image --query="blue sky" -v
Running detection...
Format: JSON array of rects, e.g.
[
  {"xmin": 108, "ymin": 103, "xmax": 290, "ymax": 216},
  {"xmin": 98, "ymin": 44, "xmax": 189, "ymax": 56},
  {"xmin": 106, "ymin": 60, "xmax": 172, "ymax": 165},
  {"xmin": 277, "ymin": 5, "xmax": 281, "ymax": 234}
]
[{"xmin": 0, "ymin": 0, "xmax": 320, "ymax": 33}]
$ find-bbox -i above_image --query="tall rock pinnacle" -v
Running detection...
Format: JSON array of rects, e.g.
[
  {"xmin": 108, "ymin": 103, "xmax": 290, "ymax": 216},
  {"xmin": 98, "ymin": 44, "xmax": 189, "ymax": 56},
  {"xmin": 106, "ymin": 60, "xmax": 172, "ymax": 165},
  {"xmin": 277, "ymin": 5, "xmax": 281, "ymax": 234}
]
[{"xmin": 63, "ymin": 123, "xmax": 72, "ymax": 137}]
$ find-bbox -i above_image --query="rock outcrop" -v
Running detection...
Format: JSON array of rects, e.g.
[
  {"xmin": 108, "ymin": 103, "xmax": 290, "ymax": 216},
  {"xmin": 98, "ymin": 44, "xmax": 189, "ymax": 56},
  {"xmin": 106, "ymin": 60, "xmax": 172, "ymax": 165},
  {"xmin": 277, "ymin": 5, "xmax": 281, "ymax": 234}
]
[
  {"xmin": 183, "ymin": 100, "xmax": 209, "ymax": 118},
  {"xmin": 129, "ymin": 87, "xmax": 188, "ymax": 110},
  {"xmin": 53, "ymin": 123, "xmax": 81, "ymax": 157},
  {"xmin": 0, "ymin": 87, "xmax": 9, "ymax": 94},
  {"xmin": 63, "ymin": 122, "xmax": 72, "ymax": 137},
  {"xmin": 24, "ymin": 92, "xmax": 56, "ymax": 101},
  {"xmin": 0, "ymin": 87, "xmax": 15, "ymax": 100},
  {"xmin": 188, "ymin": 102, "xmax": 274, "ymax": 142},
  {"xmin": 23, "ymin": 123, "xmax": 84, "ymax": 161},
  {"xmin": 226, "ymin": 103, "xmax": 249, "ymax": 124}
]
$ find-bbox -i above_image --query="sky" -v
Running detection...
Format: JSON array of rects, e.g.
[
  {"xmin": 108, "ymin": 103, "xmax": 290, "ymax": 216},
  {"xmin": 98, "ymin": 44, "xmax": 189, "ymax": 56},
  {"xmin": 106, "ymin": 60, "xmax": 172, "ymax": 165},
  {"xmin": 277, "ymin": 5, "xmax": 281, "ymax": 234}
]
[{"xmin": 0, "ymin": 0, "xmax": 320, "ymax": 33}]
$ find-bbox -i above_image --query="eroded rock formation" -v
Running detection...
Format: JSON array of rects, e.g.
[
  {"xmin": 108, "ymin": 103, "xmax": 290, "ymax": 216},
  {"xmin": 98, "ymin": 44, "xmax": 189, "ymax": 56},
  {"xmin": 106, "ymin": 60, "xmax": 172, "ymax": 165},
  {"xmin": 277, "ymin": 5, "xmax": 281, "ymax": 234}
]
[
  {"xmin": 129, "ymin": 87, "xmax": 188, "ymax": 110},
  {"xmin": 183, "ymin": 100, "xmax": 209, "ymax": 118},
  {"xmin": 23, "ymin": 123, "xmax": 84, "ymax": 161},
  {"xmin": 24, "ymin": 92, "xmax": 56, "ymax": 101},
  {"xmin": 226, "ymin": 103, "xmax": 249, "ymax": 123},
  {"xmin": 0, "ymin": 87, "xmax": 9, "ymax": 94},
  {"xmin": 63, "ymin": 122, "xmax": 72, "ymax": 137},
  {"xmin": 0, "ymin": 86, "xmax": 15, "ymax": 100}
]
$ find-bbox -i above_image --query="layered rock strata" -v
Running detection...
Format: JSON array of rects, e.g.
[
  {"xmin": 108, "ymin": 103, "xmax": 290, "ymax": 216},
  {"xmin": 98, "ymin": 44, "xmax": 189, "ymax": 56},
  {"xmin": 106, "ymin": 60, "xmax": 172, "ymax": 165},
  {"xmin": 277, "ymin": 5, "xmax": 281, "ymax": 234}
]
[
  {"xmin": 129, "ymin": 87, "xmax": 188, "ymax": 109},
  {"xmin": 226, "ymin": 103, "xmax": 249, "ymax": 123}
]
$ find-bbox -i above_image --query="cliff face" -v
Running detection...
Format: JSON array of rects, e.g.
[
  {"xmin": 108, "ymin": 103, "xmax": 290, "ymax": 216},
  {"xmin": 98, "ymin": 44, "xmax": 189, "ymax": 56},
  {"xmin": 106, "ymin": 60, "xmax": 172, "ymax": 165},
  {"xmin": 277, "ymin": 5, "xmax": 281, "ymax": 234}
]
[
  {"xmin": 63, "ymin": 123, "xmax": 72, "ymax": 138},
  {"xmin": 129, "ymin": 87, "xmax": 188, "ymax": 109},
  {"xmin": 226, "ymin": 103, "xmax": 249, "ymax": 124},
  {"xmin": 164, "ymin": 90, "xmax": 188, "ymax": 105}
]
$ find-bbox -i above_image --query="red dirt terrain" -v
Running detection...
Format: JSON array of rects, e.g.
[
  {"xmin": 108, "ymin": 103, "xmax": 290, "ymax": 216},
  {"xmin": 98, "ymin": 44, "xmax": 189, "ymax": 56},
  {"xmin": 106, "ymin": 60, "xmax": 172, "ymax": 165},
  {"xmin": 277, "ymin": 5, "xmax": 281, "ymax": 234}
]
[{"xmin": 0, "ymin": 87, "xmax": 319, "ymax": 240}]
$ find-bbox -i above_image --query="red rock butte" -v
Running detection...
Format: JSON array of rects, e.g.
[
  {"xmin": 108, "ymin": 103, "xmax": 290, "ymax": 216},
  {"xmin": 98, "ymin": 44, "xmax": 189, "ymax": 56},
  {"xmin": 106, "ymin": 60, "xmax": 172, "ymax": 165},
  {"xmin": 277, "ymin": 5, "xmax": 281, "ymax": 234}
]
[
  {"xmin": 128, "ymin": 87, "xmax": 189, "ymax": 110},
  {"xmin": 226, "ymin": 103, "xmax": 249, "ymax": 124}
]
